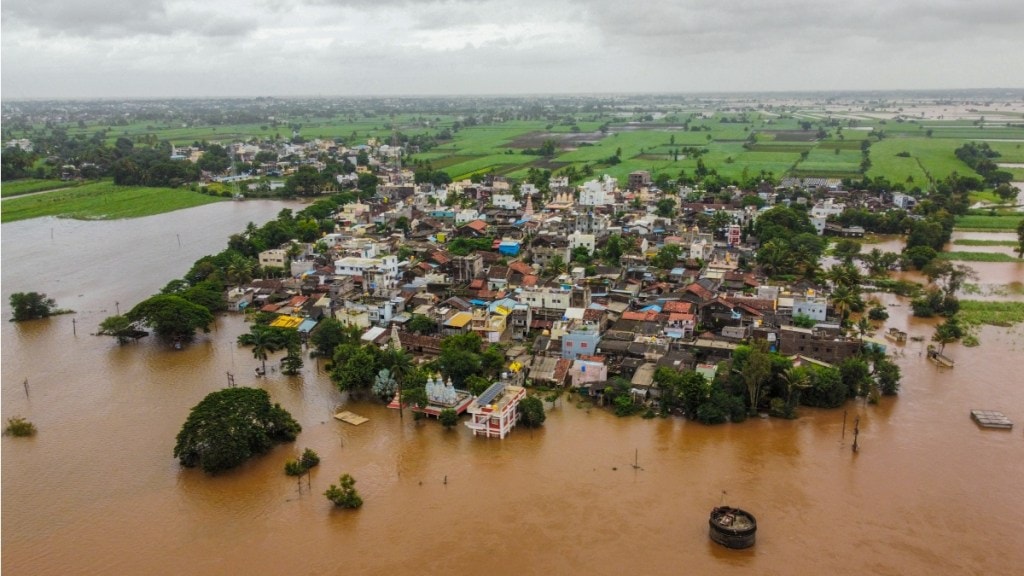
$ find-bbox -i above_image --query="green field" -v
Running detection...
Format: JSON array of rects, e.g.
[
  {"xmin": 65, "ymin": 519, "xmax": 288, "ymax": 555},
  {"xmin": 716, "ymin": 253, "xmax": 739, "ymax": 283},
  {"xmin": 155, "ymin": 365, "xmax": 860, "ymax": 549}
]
[
  {"xmin": 936, "ymin": 251, "xmax": 1020, "ymax": 262},
  {"xmin": 953, "ymin": 214, "xmax": 1024, "ymax": 230},
  {"xmin": 1, "ymin": 181, "xmax": 225, "ymax": 223},
  {"xmin": 958, "ymin": 300, "xmax": 1024, "ymax": 327},
  {"xmin": 0, "ymin": 179, "xmax": 83, "ymax": 198},
  {"xmin": 952, "ymin": 239, "xmax": 1019, "ymax": 247}
]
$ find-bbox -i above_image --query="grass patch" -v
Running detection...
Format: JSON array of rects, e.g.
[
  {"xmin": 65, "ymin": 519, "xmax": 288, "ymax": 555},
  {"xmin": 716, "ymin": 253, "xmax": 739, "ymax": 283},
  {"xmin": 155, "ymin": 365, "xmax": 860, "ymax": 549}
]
[
  {"xmin": 954, "ymin": 214, "xmax": 1024, "ymax": 231},
  {"xmin": 952, "ymin": 239, "xmax": 1019, "ymax": 247},
  {"xmin": 958, "ymin": 301, "xmax": 1024, "ymax": 327},
  {"xmin": 936, "ymin": 251, "xmax": 1020, "ymax": 262},
  {"xmin": 1, "ymin": 180, "xmax": 226, "ymax": 223},
  {"xmin": 1, "ymin": 179, "xmax": 86, "ymax": 198}
]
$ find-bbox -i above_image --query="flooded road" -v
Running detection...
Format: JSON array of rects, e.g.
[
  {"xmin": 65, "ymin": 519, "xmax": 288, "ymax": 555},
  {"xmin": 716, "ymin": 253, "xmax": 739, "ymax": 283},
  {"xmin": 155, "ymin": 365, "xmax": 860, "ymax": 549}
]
[{"xmin": 3, "ymin": 206, "xmax": 1024, "ymax": 576}]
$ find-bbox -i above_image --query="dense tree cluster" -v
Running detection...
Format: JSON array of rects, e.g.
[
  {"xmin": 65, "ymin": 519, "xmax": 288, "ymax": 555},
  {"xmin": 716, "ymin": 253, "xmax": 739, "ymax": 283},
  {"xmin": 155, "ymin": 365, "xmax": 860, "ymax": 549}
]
[{"xmin": 173, "ymin": 387, "xmax": 301, "ymax": 474}]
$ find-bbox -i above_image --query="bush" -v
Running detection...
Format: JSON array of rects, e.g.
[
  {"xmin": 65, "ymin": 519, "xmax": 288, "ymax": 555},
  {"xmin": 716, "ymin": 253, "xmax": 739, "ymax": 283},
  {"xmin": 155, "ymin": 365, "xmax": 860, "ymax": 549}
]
[
  {"xmin": 325, "ymin": 473, "xmax": 363, "ymax": 509},
  {"xmin": 519, "ymin": 395, "xmax": 546, "ymax": 427},
  {"xmin": 284, "ymin": 460, "xmax": 306, "ymax": 476},
  {"xmin": 300, "ymin": 448, "xmax": 320, "ymax": 469},
  {"xmin": 868, "ymin": 306, "xmax": 889, "ymax": 321},
  {"xmin": 439, "ymin": 408, "xmax": 458, "ymax": 429},
  {"xmin": 5, "ymin": 417, "xmax": 37, "ymax": 437}
]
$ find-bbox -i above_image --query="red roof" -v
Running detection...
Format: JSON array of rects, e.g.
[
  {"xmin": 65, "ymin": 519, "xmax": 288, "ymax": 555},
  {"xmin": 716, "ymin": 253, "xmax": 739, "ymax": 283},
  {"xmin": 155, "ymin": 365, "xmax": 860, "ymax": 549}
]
[
  {"xmin": 468, "ymin": 278, "xmax": 485, "ymax": 290},
  {"xmin": 663, "ymin": 301, "xmax": 694, "ymax": 314},
  {"xmin": 522, "ymin": 275, "xmax": 539, "ymax": 286},
  {"xmin": 463, "ymin": 219, "xmax": 488, "ymax": 232},
  {"xmin": 622, "ymin": 311, "xmax": 660, "ymax": 322},
  {"xmin": 509, "ymin": 261, "xmax": 533, "ymax": 276}
]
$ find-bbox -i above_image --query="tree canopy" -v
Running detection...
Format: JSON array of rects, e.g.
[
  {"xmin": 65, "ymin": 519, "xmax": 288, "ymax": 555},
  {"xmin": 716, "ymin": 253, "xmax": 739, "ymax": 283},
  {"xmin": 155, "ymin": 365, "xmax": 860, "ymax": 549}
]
[
  {"xmin": 9, "ymin": 292, "xmax": 59, "ymax": 321},
  {"xmin": 127, "ymin": 294, "xmax": 214, "ymax": 342},
  {"xmin": 173, "ymin": 387, "xmax": 301, "ymax": 474}
]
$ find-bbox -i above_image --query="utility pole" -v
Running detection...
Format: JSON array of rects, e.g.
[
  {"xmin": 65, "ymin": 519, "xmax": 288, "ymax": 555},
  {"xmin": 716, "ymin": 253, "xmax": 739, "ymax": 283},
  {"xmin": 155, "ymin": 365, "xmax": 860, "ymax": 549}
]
[
  {"xmin": 72, "ymin": 318, "xmax": 77, "ymax": 336},
  {"xmin": 852, "ymin": 416, "xmax": 860, "ymax": 453},
  {"xmin": 226, "ymin": 371, "xmax": 235, "ymax": 388}
]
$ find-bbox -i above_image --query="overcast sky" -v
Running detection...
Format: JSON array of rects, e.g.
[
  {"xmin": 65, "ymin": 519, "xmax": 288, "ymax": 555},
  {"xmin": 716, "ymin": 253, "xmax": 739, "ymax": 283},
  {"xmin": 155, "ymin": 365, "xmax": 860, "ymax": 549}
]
[{"xmin": 2, "ymin": 0, "xmax": 1023, "ymax": 99}]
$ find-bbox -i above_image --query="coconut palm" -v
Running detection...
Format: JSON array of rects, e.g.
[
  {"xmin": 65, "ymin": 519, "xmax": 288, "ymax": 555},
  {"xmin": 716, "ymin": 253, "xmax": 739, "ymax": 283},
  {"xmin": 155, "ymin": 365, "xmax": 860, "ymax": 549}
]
[
  {"xmin": 781, "ymin": 366, "xmax": 812, "ymax": 417},
  {"xmin": 830, "ymin": 284, "xmax": 863, "ymax": 324},
  {"xmin": 238, "ymin": 326, "xmax": 286, "ymax": 374}
]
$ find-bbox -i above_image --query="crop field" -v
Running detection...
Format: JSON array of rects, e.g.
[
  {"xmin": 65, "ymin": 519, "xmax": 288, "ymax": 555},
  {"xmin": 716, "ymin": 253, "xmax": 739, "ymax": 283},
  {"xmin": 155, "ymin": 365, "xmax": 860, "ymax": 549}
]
[
  {"xmin": 954, "ymin": 214, "xmax": 1024, "ymax": 230},
  {"xmin": 0, "ymin": 180, "xmax": 224, "ymax": 223}
]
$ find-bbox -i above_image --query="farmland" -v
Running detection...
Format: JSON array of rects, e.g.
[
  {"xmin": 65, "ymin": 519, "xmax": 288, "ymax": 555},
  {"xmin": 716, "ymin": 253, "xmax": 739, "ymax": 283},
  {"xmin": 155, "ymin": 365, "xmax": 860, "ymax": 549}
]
[{"xmin": 0, "ymin": 180, "xmax": 224, "ymax": 223}]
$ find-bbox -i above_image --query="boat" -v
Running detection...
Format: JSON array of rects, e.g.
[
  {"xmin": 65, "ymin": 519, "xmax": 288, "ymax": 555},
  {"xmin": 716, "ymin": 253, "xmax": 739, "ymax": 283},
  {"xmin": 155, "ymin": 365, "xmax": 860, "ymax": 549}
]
[{"xmin": 709, "ymin": 506, "xmax": 757, "ymax": 549}]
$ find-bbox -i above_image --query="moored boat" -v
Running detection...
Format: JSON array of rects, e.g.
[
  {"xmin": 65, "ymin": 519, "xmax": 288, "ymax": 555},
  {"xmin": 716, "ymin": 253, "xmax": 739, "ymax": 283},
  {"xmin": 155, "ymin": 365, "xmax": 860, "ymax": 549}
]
[{"xmin": 709, "ymin": 506, "xmax": 757, "ymax": 549}]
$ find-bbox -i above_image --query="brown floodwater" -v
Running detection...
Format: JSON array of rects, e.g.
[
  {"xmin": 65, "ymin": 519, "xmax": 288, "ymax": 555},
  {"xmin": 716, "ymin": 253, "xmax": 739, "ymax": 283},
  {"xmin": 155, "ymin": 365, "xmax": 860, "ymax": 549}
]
[{"xmin": 3, "ymin": 206, "xmax": 1024, "ymax": 576}]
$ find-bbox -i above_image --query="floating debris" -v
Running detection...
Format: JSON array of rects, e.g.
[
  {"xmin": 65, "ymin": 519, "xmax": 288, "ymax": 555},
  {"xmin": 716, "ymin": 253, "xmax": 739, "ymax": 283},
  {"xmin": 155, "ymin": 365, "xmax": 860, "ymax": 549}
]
[{"xmin": 970, "ymin": 410, "xmax": 1013, "ymax": 430}]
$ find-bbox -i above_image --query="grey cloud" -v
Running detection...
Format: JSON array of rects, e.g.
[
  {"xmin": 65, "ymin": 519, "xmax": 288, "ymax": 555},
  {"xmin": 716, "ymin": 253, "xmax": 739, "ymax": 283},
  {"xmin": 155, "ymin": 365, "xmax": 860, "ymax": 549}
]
[{"xmin": 1, "ymin": 0, "xmax": 256, "ymax": 40}]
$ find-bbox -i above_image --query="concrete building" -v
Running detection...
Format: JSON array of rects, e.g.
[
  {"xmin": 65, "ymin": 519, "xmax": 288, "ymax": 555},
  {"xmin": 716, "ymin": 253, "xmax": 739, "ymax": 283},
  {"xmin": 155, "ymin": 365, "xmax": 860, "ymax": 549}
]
[
  {"xmin": 562, "ymin": 323, "xmax": 602, "ymax": 360},
  {"xmin": 465, "ymin": 382, "xmax": 527, "ymax": 439},
  {"xmin": 258, "ymin": 249, "xmax": 288, "ymax": 270},
  {"xmin": 569, "ymin": 231, "xmax": 596, "ymax": 256}
]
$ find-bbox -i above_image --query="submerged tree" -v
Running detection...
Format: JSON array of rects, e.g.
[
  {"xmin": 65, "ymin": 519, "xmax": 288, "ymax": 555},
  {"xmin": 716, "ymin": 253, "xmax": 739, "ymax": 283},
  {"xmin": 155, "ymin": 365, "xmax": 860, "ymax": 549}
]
[
  {"xmin": 932, "ymin": 316, "xmax": 966, "ymax": 353},
  {"xmin": 173, "ymin": 387, "xmax": 301, "ymax": 474},
  {"xmin": 325, "ymin": 473, "xmax": 363, "ymax": 509},
  {"xmin": 519, "ymin": 395, "xmax": 546, "ymax": 428},
  {"xmin": 127, "ymin": 294, "xmax": 214, "ymax": 343},
  {"xmin": 9, "ymin": 292, "xmax": 58, "ymax": 322}
]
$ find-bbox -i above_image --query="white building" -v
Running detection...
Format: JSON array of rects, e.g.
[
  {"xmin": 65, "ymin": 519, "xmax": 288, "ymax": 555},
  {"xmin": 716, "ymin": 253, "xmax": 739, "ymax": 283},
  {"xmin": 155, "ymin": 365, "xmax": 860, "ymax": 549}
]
[
  {"xmin": 579, "ymin": 175, "xmax": 617, "ymax": 206},
  {"xmin": 792, "ymin": 295, "xmax": 828, "ymax": 322},
  {"xmin": 517, "ymin": 287, "xmax": 572, "ymax": 310},
  {"xmin": 333, "ymin": 254, "xmax": 400, "ymax": 283},
  {"xmin": 811, "ymin": 198, "xmax": 845, "ymax": 220},
  {"xmin": 569, "ymin": 232, "xmax": 596, "ymax": 256},
  {"xmin": 492, "ymin": 194, "xmax": 521, "ymax": 210}
]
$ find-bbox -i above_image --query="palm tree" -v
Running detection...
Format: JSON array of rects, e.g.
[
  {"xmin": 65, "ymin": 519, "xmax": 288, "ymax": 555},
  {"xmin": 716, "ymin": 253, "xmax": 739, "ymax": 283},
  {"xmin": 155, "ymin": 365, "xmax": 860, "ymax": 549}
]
[
  {"xmin": 830, "ymin": 284, "xmax": 863, "ymax": 324},
  {"xmin": 854, "ymin": 317, "xmax": 874, "ymax": 347},
  {"xmin": 238, "ymin": 326, "xmax": 285, "ymax": 374},
  {"xmin": 780, "ymin": 366, "xmax": 812, "ymax": 417}
]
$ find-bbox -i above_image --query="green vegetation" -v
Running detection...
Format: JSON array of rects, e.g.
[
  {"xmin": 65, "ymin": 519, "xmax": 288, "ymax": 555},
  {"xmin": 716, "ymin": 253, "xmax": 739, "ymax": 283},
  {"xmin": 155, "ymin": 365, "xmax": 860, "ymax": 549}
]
[
  {"xmin": 1, "ymin": 180, "xmax": 224, "ymax": 223},
  {"xmin": 285, "ymin": 448, "xmax": 321, "ymax": 476},
  {"xmin": 126, "ymin": 294, "xmax": 214, "ymax": 343},
  {"xmin": 936, "ymin": 251, "xmax": 1020, "ymax": 262},
  {"xmin": 325, "ymin": 473, "xmax": 363, "ymax": 509},
  {"xmin": 0, "ymin": 178, "xmax": 83, "ymax": 197},
  {"xmin": 954, "ymin": 215, "xmax": 1022, "ymax": 231},
  {"xmin": 957, "ymin": 301, "xmax": 1024, "ymax": 327},
  {"xmin": 5, "ymin": 417, "xmax": 37, "ymax": 437},
  {"xmin": 173, "ymin": 387, "xmax": 301, "ymax": 474},
  {"xmin": 439, "ymin": 408, "xmax": 459, "ymax": 429},
  {"xmin": 952, "ymin": 239, "xmax": 1018, "ymax": 247},
  {"xmin": 8, "ymin": 292, "xmax": 61, "ymax": 322},
  {"xmin": 519, "ymin": 396, "xmax": 546, "ymax": 428}
]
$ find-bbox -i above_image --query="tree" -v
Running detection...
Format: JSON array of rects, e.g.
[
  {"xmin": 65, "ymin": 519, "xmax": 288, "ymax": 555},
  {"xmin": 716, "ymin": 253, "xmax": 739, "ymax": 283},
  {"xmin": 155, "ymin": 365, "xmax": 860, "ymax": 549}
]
[
  {"xmin": 519, "ymin": 395, "xmax": 546, "ymax": 428},
  {"xmin": 238, "ymin": 326, "xmax": 289, "ymax": 373},
  {"xmin": 655, "ymin": 197, "xmax": 676, "ymax": 217},
  {"xmin": 325, "ymin": 473, "xmax": 363, "ymax": 509},
  {"xmin": 310, "ymin": 318, "xmax": 359, "ymax": 358},
  {"xmin": 280, "ymin": 340, "xmax": 304, "ymax": 375},
  {"xmin": 173, "ymin": 387, "xmax": 301, "ymax": 474},
  {"xmin": 127, "ymin": 294, "xmax": 214, "ymax": 342},
  {"xmin": 738, "ymin": 341, "xmax": 772, "ymax": 414},
  {"xmin": 407, "ymin": 314, "xmax": 438, "ymax": 335},
  {"xmin": 439, "ymin": 408, "xmax": 458, "ymax": 429},
  {"xmin": 98, "ymin": 314, "xmax": 147, "ymax": 344},
  {"xmin": 9, "ymin": 292, "xmax": 58, "ymax": 321},
  {"xmin": 438, "ymin": 332, "xmax": 483, "ymax": 387},
  {"xmin": 932, "ymin": 316, "xmax": 965, "ymax": 353},
  {"xmin": 833, "ymin": 239, "xmax": 862, "ymax": 263},
  {"xmin": 652, "ymin": 244, "xmax": 682, "ymax": 270},
  {"xmin": 830, "ymin": 284, "xmax": 863, "ymax": 323},
  {"xmin": 779, "ymin": 366, "xmax": 812, "ymax": 418},
  {"xmin": 331, "ymin": 344, "xmax": 381, "ymax": 396},
  {"xmin": 1017, "ymin": 218, "xmax": 1024, "ymax": 258}
]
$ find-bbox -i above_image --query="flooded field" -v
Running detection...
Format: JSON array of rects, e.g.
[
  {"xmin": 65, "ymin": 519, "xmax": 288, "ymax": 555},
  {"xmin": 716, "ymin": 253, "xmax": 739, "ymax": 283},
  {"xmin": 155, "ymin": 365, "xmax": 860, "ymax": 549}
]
[{"xmin": 3, "ymin": 207, "xmax": 1024, "ymax": 576}]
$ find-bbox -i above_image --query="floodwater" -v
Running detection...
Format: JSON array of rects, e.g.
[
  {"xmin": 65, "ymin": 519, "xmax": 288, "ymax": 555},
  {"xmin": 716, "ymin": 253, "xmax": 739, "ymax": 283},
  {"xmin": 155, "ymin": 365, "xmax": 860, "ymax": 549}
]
[{"xmin": 3, "ymin": 206, "xmax": 1024, "ymax": 576}]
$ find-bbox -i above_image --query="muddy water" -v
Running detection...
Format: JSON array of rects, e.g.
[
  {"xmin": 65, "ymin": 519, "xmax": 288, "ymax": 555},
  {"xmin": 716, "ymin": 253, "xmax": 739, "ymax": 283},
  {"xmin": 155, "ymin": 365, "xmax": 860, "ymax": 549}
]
[{"xmin": 4, "ymin": 207, "xmax": 1024, "ymax": 576}]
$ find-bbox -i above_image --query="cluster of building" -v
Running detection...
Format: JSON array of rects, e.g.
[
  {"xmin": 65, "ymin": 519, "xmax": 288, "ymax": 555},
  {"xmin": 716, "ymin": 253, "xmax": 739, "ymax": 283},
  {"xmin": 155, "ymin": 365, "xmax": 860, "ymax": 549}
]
[{"xmin": 223, "ymin": 145, "xmax": 893, "ymax": 429}]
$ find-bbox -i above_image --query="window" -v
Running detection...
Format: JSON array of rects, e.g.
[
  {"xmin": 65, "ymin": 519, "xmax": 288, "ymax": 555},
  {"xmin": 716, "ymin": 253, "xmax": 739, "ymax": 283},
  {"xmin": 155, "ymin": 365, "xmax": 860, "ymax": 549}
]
[{"xmin": 581, "ymin": 342, "xmax": 588, "ymax": 349}]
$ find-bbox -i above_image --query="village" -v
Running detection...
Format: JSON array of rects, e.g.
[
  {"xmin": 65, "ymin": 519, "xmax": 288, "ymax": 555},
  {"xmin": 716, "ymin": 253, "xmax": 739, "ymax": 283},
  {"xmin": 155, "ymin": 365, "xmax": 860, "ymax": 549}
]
[{"xmin": 203, "ymin": 134, "xmax": 911, "ymax": 437}]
